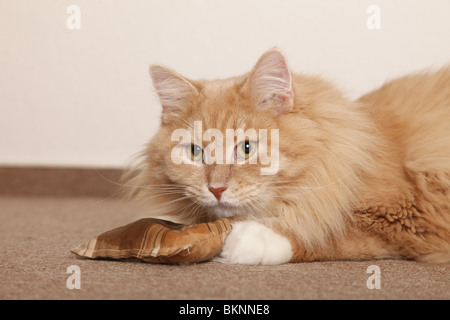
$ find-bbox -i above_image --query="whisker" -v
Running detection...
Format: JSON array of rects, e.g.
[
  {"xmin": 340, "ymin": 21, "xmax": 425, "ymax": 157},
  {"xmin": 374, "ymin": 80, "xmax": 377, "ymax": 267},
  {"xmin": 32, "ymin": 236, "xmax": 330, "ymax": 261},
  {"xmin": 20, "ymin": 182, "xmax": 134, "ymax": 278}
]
[
  {"xmin": 250, "ymin": 199, "xmax": 275, "ymax": 220},
  {"xmin": 161, "ymin": 195, "xmax": 191, "ymax": 206},
  {"xmin": 95, "ymin": 169, "xmax": 188, "ymax": 190},
  {"xmin": 136, "ymin": 190, "xmax": 188, "ymax": 204},
  {"xmin": 268, "ymin": 187, "xmax": 331, "ymax": 198},
  {"xmin": 263, "ymin": 170, "xmax": 354, "ymax": 192},
  {"xmin": 246, "ymin": 201, "xmax": 262, "ymax": 218},
  {"xmin": 174, "ymin": 199, "xmax": 197, "ymax": 217},
  {"xmin": 188, "ymin": 203, "xmax": 203, "ymax": 220},
  {"xmin": 183, "ymin": 201, "xmax": 206, "ymax": 221},
  {"xmin": 242, "ymin": 202, "xmax": 256, "ymax": 217}
]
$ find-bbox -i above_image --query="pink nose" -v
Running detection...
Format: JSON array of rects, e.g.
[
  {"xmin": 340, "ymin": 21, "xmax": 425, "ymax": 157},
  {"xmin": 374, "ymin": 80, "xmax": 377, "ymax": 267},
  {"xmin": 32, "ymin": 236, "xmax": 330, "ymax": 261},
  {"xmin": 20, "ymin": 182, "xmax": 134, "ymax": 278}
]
[{"xmin": 208, "ymin": 186, "xmax": 227, "ymax": 201}]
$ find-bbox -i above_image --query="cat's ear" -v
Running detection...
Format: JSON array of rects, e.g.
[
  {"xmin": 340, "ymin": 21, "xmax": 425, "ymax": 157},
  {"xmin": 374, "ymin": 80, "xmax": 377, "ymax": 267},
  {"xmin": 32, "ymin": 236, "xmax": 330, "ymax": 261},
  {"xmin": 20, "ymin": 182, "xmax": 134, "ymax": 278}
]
[
  {"xmin": 149, "ymin": 65, "xmax": 199, "ymax": 124},
  {"xmin": 244, "ymin": 48, "xmax": 293, "ymax": 114}
]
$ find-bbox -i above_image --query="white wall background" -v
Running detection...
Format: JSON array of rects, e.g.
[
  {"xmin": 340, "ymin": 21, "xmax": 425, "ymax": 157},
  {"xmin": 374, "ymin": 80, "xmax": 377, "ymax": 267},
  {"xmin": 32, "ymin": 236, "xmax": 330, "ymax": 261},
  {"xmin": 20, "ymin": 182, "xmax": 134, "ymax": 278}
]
[{"xmin": 1, "ymin": 0, "xmax": 449, "ymax": 168}]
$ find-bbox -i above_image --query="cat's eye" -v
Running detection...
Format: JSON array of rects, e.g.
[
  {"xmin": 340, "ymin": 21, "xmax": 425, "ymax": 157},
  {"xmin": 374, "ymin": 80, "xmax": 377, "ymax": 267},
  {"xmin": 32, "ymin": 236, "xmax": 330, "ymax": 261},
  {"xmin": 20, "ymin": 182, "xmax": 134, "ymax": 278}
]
[
  {"xmin": 236, "ymin": 140, "xmax": 257, "ymax": 160},
  {"xmin": 186, "ymin": 144, "xmax": 203, "ymax": 162}
]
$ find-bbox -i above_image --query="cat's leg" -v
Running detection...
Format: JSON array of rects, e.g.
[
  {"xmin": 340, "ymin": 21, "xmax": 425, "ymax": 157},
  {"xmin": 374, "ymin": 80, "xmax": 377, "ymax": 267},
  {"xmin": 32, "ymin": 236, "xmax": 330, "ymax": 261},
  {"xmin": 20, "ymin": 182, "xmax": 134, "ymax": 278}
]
[{"xmin": 214, "ymin": 220, "xmax": 293, "ymax": 265}]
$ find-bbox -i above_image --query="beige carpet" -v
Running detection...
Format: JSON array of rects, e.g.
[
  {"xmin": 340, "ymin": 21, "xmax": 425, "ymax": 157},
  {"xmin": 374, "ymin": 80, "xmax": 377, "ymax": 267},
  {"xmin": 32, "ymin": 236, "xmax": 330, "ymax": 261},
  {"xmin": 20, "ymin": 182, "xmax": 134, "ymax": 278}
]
[{"xmin": 0, "ymin": 195, "xmax": 448, "ymax": 300}]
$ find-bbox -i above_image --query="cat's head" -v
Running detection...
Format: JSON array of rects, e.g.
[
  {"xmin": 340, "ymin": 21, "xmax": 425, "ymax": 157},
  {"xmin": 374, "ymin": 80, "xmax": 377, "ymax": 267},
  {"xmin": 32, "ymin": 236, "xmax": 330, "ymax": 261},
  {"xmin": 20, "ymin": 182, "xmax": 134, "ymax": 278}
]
[
  {"xmin": 129, "ymin": 48, "xmax": 375, "ymax": 244},
  {"xmin": 146, "ymin": 48, "xmax": 295, "ymax": 218}
]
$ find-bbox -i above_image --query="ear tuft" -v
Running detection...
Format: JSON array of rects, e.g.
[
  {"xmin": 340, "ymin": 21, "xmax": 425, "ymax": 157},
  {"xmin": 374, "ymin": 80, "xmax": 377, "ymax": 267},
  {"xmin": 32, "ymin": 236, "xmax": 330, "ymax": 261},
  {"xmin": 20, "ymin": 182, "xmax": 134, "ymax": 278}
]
[
  {"xmin": 245, "ymin": 48, "xmax": 293, "ymax": 114},
  {"xmin": 149, "ymin": 65, "xmax": 198, "ymax": 124}
]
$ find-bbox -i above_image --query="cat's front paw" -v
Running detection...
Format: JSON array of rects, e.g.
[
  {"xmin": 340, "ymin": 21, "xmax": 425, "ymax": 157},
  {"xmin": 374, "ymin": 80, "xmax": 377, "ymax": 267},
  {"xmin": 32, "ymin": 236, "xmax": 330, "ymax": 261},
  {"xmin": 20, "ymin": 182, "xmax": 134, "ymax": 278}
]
[{"xmin": 214, "ymin": 220, "xmax": 293, "ymax": 265}]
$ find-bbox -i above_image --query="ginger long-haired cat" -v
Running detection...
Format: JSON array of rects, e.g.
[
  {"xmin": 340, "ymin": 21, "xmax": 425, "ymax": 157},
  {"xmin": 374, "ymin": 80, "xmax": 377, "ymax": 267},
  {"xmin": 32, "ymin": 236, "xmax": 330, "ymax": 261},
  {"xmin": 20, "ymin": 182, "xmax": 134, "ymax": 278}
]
[{"xmin": 124, "ymin": 48, "xmax": 450, "ymax": 265}]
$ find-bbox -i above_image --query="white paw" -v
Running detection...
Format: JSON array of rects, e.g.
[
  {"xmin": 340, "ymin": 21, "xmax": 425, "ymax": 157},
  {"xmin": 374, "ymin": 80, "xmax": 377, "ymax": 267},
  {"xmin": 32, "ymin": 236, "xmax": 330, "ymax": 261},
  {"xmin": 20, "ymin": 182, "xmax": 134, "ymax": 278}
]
[{"xmin": 214, "ymin": 220, "xmax": 293, "ymax": 265}]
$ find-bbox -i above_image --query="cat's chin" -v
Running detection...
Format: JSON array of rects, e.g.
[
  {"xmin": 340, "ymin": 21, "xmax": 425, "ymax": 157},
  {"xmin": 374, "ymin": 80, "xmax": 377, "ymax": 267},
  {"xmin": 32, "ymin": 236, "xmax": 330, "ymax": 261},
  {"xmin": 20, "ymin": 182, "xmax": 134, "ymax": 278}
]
[{"xmin": 210, "ymin": 202, "xmax": 242, "ymax": 218}]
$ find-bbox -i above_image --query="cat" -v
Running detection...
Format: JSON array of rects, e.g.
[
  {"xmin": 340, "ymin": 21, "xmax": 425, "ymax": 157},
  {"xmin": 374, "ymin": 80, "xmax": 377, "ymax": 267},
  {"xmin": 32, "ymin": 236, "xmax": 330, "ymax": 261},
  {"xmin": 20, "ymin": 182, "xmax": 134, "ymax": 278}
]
[{"xmin": 123, "ymin": 48, "xmax": 450, "ymax": 265}]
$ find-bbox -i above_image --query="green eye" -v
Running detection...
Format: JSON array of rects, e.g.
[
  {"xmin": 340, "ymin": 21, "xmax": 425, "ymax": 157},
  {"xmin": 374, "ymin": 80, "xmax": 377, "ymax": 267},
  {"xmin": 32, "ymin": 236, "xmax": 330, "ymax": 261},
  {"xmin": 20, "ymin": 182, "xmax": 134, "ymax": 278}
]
[
  {"xmin": 187, "ymin": 144, "xmax": 203, "ymax": 162},
  {"xmin": 236, "ymin": 141, "xmax": 257, "ymax": 160}
]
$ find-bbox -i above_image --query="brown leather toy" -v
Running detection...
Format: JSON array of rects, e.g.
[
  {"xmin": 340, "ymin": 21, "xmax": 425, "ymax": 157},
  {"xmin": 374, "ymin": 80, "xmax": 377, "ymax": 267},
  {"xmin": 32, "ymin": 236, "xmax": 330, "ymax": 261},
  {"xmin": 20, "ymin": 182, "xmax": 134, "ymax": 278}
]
[{"xmin": 71, "ymin": 217, "xmax": 233, "ymax": 264}]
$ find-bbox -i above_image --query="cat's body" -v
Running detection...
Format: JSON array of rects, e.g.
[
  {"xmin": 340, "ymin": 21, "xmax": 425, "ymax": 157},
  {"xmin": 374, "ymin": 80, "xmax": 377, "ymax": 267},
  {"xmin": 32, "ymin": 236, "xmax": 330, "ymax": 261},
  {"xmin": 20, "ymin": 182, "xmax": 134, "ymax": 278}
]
[
  {"xmin": 354, "ymin": 68, "xmax": 450, "ymax": 263},
  {"xmin": 125, "ymin": 49, "xmax": 450, "ymax": 264}
]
